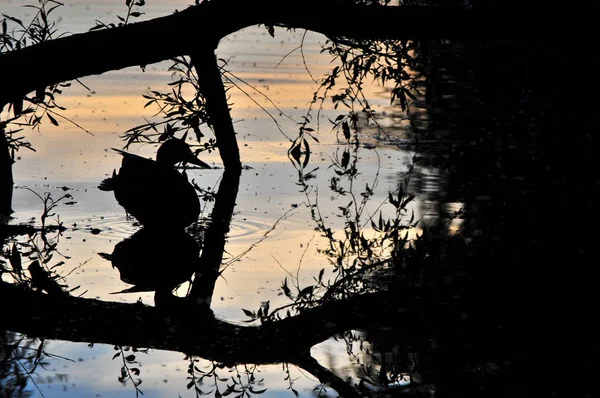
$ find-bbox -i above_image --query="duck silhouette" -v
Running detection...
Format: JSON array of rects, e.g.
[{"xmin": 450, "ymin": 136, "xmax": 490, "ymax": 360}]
[{"xmin": 99, "ymin": 135, "xmax": 210, "ymax": 229}]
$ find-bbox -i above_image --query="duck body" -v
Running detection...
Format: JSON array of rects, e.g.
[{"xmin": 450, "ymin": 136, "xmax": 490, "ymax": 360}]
[{"xmin": 99, "ymin": 138, "xmax": 210, "ymax": 229}]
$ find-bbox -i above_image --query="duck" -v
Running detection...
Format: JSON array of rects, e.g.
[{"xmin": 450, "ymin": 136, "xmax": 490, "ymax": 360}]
[{"xmin": 99, "ymin": 135, "xmax": 211, "ymax": 229}]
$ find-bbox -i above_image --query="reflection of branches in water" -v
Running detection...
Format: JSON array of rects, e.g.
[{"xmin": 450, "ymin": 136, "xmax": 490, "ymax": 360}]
[
  {"xmin": 222, "ymin": 69, "xmax": 294, "ymax": 141},
  {"xmin": 272, "ymin": 234, "xmax": 316, "ymax": 293},
  {"xmin": 220, "ymin": 205, "xmax": 301, "ymax": 273},
  {"xmin": 185, "ymin": 357, "xmax": 266, "ymax": 397},
  {"xmin": 251, "ymin": 114, "xmax": 436, "ymax": 395},
  {"xmin": 2, "ymin": 226, "xmax": 83, "ymax": 298},
  {"xmin": 112, "ymin": 345, "xmax": 146, "ymax": 397},
  {"xmin": 0, "ymin": 331, "xmax": 78, "ymax": 398},
  {"xmin": 22, "ymin": 188, "xmax": 73, "ymax": 229},
  {"xmin": 0, "ymin": 189, "xmax": 87, "ymax": 396},
  {"xmin": 241, "ymin": 133, "xmax": 419, "ymax": 330}
]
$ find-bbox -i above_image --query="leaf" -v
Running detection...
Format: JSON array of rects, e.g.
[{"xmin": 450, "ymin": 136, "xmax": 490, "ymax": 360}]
[
  {"xmin": 341, "ymin": 150, "xmax": 350, "ymax": 169},
  {"xmin": 129, "ymin": 12, "xmax": 143, "ymax": 17},
  {"xmin": 222, "ymin": 384, "xmax": 234, "ymax": 396},
  {"xmin": 125, "ymin": 355, "xmax": 136, "ymax": 362},
  {"xmin": 302, "ymin": 138, "xmax": 311, "ymax": 169},
  {"xmin": 36, "ymin": 342, "xmax": 43, "ymax": 361},
  {"xmin": 241, "ymin": 308, "xmax": 255, "ymax": 318},
  {"xmin": 112, "ymin": 352, "xmax": 121, "ymax": 360},
  {"xmin": 282, "ymin": 279, "xmax": 292, "ymax": 298},
  {"xmin": 404, "ymin": 88, "xmax": 417, "ymax": 100},
  {"xmin": 7, "ymin": 16, "xmax": 23, "ymax": 26},
  {"xmin": 299, "ymin": 285, "xmax": 314, "ymax": 297},
  {"xmin": 47, "ymin": 113, "xmax": 59, "ymax": 126},
  {"xmin": 289, "ymin": 142, "xmax": 301, "ymax": 165},
  {"xmin": 342, "ymin": 121, "xmax": 350, "ymax": 140}
]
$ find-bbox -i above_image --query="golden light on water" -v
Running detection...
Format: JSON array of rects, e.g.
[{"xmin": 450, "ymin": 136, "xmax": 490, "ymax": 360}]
[{"xmin": 1, "ymin": 5, "xmax": 424, "ymax": 396}]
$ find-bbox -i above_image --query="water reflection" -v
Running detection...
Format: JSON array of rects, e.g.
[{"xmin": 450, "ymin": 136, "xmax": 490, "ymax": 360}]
[
  {"xmin": 99, "ymin": 227, "xmax": 200, "ymax": 294},
  {"xmin": 1, "ymin": 24, "xmax": 598, "ymax": 398},
  {"xmin": 1, "ymin": 153, "xmax": 431, "ymax": 398}
]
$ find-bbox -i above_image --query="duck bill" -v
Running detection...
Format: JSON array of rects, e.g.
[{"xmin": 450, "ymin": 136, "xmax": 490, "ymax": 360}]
[{"xmin": 185, "ymin": 154, "xmax": 211, "ymax": 169}]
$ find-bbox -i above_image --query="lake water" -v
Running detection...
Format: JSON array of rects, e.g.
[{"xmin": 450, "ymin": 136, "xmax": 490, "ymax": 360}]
[{"xmin": 1, "ymin": 2, "xmax": 425, "ymax": 397}]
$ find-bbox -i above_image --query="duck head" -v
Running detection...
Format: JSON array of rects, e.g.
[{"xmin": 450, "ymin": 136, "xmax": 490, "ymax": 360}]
[{"xmin": 156, "ymin": 135, "xmax": 211, "ymax": 168}]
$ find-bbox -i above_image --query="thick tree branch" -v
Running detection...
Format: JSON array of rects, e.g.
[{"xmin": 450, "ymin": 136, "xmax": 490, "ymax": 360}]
[
  {"xmin": 0, "ymin": 0, "xmax": 562, "ymax": 110},
  {"xmin": 0, "ymin": 280, "xmax": 425, "ymax": 365}
]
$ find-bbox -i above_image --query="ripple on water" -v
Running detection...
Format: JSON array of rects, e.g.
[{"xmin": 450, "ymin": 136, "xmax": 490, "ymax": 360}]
[
  {"xmin": 228, "ymin": 209, "xmax": 310, "ymax": 246},
  {"xmin": 68, "ymin": 214, "xmax": 140, "ymax": 242}
]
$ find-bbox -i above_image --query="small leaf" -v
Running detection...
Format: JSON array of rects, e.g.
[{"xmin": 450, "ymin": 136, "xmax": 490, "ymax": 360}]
[
  {"xmin": 342, "ymin": 121, "xmax": 350, "ymax": 140},
  {"xmin": 47, "ymin": 113, "xmax": 59, "ymax": 126},
  {"xmin": 299, "ymin": 285, "xmax": 314, "ymax": 297},
  {"xmin": 36, "ymin": 342, "xmax": 43, "ymax": 361},
  {"xmin": 241, "ymin": 308, "xmax": 255, "ymax": 318},
  {"xmin": 302, "ymin": 138, "xmax": 311, "ymax": 169},
  {"xmin": 289, "ymin": 142, "xmax": 301, "ymax": 165},
  {"xmin": 341, "ymin": 150, "xmax": 350, "ymax": 169}
]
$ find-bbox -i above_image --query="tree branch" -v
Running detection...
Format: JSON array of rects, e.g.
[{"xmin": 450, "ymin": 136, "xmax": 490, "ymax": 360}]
[
  {"xmin": 0, "ymin": 0, "xmax": 558, "ymax": 110},
  {"xmin": 0, "ymin": 280, "xmax": 426, "ymax": 365}
]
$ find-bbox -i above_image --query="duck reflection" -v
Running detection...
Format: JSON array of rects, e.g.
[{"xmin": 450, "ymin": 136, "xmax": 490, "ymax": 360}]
[
  {"xmin": 98, "ymin": 134, "xmax": 211, "ymax": 229},
  {"xmin": 99, "ymin": 227, "xmax": 200, "ymax": 294}
]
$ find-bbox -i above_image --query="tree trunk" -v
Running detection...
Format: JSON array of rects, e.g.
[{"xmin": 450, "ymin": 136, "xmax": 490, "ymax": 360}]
[
  {"xmin": 192, "ymin": 48, "xmax": 242, "ymax": 171},
  {"xmin": 189, "ymin": 168, "xmax": 241, "ymax": 304},
  {"xmin": 0, "ymin": 131, "xmax": 14, "ymax": 218}
]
